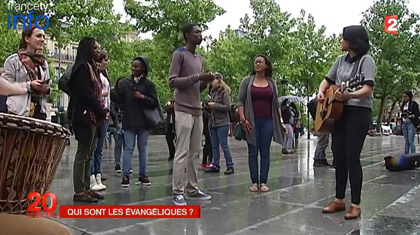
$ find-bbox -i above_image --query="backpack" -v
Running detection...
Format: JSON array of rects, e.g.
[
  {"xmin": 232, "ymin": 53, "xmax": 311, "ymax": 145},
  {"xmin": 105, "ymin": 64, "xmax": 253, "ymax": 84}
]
[
  {"xmin": 384, "ymin": 153, "xmax": 420, "ymax": 171},
  {"xmin": 58, "ymin": 64, "xmax": 74, "ymax": 96}
]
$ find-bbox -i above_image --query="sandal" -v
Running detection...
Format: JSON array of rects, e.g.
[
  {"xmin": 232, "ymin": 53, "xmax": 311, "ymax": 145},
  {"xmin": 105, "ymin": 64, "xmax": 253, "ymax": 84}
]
[
  {"xmin": 260, "ymin": 183, "xmax": 269, "ymax": 192},
  {"xmin": 249, "ymin": 183, "xmax": 259, "ymax": 192}
]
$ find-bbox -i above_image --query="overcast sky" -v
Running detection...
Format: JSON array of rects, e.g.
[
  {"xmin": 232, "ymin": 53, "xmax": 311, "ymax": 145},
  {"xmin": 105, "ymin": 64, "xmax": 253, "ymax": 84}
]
[{"xmin": 112, "ymin": 0, "xmax": 420, "ymax": 38}]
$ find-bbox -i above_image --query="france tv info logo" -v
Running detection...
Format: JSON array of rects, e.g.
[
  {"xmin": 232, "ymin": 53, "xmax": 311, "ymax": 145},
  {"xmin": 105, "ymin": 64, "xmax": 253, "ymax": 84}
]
[
  {"xmin": 7, "ymin": 2, "xmax": 49, "ymax": 30},
  {"xmin": 385, "ymin": 15, "xmax": 398, "ymax": 34}
]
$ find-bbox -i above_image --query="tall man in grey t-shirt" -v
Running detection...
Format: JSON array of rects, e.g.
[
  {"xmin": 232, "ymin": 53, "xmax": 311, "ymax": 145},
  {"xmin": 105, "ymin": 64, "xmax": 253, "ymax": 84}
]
[{"xmin": 168, "ymin": 24, "xmax": 215, "ymax": 205}]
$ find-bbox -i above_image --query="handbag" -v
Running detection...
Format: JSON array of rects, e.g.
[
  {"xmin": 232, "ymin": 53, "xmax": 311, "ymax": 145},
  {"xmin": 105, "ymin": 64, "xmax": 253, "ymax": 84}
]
[
  {"xmin": 58, "ymin": 64, "xmax": 73, "ymax": 96},
  {"xmin": 234, "ymin": 122, "xmax": 244, "ymax": 140},
  {"xmin": 144, "ymin": 105, "xmax": 164, "ymax": 128}
]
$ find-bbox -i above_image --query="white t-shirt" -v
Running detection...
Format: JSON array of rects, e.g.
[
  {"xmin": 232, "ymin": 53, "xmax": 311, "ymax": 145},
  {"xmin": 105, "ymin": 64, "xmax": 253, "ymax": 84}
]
[{"xmin": 100, "ymin": 72, "xmax": 110, "ymax": 108}]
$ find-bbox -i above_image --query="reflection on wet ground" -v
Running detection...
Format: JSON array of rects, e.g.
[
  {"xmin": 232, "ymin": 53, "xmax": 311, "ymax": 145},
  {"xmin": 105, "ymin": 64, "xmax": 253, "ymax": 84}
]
[{"xmin": 50, "ymin": 135, "xmax": 420, "ymax": 235}]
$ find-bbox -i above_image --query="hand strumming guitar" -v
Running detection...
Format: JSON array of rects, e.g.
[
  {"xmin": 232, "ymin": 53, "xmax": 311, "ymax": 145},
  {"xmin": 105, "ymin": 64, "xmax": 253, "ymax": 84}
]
[
  {"xmin": 335, "ymin": 89, "xmax": 352, "ymax": 102},
  {"xmin": 317, "ymin": 90, "xmax": 325, "ymax": 101}
]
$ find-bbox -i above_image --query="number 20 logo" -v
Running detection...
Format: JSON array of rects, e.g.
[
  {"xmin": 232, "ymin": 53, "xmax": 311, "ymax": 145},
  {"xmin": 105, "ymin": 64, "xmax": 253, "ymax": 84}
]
[
  {"xmin": 27, "ymin": 192, "xmax": 57, "ymax": 212},
  {"xmin": 385, "ymin": 15, "xmax": 398, "ymax": 35}
]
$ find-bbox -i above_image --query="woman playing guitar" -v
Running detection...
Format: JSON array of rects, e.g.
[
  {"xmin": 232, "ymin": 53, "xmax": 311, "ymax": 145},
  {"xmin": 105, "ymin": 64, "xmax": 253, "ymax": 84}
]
[{"xmin": 318, "ymin": 25, "xmax": 376, "ymax": 219}]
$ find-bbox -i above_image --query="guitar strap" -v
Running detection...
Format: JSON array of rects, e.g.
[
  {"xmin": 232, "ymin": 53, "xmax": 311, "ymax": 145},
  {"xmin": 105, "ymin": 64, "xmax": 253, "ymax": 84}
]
[{"xmin": 348, "ymin": 55, "xmax": 367, "ymax": 81}]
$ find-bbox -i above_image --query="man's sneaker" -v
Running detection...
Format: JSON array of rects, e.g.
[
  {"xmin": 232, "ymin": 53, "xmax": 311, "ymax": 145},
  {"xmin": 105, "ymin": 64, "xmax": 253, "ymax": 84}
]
[
  {"xmin": 313, "ymin": 159, "xmax": 324, "ymax": 167},
  {"xmin": 135, "ymin": 175, "xmax": 151, "ymax": 186},
  {"xmin": 96, "ymin": 174, "xmax": 106, "ymax": 190},
  {"xmin": 185, "ymin": 190, "xmax": 211, "ymax": 201},
  {"xmin": 121, "ymin": 176, "xmax": 130, "ymax": 187},
  {"xmin": 172, "ymin": 195, "xmax": 187, "ymax": 206},
  {"xmin": 115, "ymin": 164, "xmax": 122, "ymax": 173},
  {"xmin": 130, "ymin": 168, "xmax": 133, "ymax": 174},
  {"xmin": 90, "ymin": 175, "xmax": 103, "ymax": 191}
]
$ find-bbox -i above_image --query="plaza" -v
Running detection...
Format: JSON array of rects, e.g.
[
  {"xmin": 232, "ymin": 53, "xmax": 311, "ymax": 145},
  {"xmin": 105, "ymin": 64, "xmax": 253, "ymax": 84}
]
[{"xmin": 50, "ymin": 135, "xmax": 420, "ymax": 235}]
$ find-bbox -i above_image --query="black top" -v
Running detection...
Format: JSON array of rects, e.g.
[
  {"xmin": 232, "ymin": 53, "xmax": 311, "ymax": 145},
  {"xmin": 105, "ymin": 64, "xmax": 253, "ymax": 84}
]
[
  {"xmin": 111, "ymin": 77, "xmax": 158, "ymax": 131},
  {"xmin": 400, "ymin": 100, "xmax": 420, "ymax": 127},
  {"xmin": 67, "ymin": 63, "xmax": 106, "ymax": 142},
  {"xmin": 281, "ymin": 105, "xmax": 292, "ymax": 125}
]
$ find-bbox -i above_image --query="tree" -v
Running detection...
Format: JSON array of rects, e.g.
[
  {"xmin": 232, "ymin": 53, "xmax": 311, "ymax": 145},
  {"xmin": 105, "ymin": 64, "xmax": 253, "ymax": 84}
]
[
  {"xmin": 361, "ymin": 0, "xmax": 420, "ymax": 132},
  {"xmin": 0, "ymin": 1, "xmax": 21, "ymax": 66},
  {"xmin": 124, "ymin": 0, "xmax": 225, "ymax": 48},
  {"xmin": 205, "ymin": 27, "xmax": 254, "ymax": 101},
  {"xmin": 286, "ymin": 10, "xmax": 341, "ymax": 98}
]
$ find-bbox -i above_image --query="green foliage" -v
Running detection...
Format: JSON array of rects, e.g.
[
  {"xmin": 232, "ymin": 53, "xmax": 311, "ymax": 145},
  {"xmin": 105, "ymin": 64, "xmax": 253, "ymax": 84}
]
[
  {"xmin": 361, "ymin": 0, "xmax": 420, "ymax": 129},
  {"xmin": 0, "ymin": 1, "xmax": 21, "ymax": 66},
  {"xmin": 124, "ymin": 0, "xmax": 225, "ymax": 48}
]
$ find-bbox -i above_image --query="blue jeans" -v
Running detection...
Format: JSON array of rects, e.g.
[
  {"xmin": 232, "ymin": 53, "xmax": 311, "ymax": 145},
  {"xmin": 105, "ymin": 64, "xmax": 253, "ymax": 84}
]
[
  {"xmin": 210, "ymin": 125, "xmax": 234, "ymax": 169},
  {"xmin": 91, "ymin": 121, "xmax": 109, "ymax": 175},
  {"xmin": 247, "ymin": 118, "xmax": 273, "ymax": 184},
  {"xmin": 111, "ymin": 124, "xmax": 125, "ymax": 165},
  {"xmin": 402, "ymin": 122, "xmax": 416, "ymax": 154},
  {"xmin": 284, "ymin": 124, "xmax": 293, "ymax": 151},
  {"xmin": 122, "ymin": 129, "xmax": 149, "ymax": 177}
]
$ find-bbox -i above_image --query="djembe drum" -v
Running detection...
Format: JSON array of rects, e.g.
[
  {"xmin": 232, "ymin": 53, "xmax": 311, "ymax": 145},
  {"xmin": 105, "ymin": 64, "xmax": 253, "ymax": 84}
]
[{"xmin": 0, "ymin": 113, "xmax": 70, "ymax": 214}]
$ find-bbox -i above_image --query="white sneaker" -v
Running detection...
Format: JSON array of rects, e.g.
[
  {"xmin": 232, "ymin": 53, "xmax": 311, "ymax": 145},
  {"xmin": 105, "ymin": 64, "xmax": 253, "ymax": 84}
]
[
  {"xmin": 90, "ymin": 175, "xmax": 102, "ymax": 191},
  {"xmin": 96, "ymin": 174, "xmax": 106, "ymax": 190}
]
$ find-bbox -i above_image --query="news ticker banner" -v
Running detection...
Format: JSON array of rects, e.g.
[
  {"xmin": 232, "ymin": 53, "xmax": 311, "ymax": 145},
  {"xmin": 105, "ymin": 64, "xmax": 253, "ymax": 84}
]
[
  {"xmin": 26, "ymin": 192, "xmax": 201, "ymax": 219},
  {"xmin": 58, "ymin": 205, "xmax": 201, "ymax": 218}
]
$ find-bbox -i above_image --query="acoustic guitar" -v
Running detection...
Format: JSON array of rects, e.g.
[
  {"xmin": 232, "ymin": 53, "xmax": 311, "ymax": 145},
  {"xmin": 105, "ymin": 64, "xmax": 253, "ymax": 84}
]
[{"xmin": 315, "ymin": 72, "xmax": 365, "ymax": 133}]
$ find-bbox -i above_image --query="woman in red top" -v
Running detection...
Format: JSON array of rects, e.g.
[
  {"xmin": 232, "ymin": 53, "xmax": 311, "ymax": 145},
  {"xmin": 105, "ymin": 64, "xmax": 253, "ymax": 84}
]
[{"xmin": 237, "ymin": 55, "xmax": 286, "ymax": 192}]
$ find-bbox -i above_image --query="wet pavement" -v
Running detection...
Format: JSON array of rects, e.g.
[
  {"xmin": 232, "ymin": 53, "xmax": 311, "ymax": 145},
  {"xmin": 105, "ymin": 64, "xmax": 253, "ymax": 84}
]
[{"xmin": 49, "ymin": 134, "xmax": 420, "ymax": 235}]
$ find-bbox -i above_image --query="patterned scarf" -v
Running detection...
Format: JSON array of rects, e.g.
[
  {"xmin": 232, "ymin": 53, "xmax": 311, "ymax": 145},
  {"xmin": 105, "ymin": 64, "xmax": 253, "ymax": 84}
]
[
  {"xmin": 17, "ymin": 49, "xmax": 46, "ymax": 81},
  {"xmin": 87, "ymin": 63, "xmax": 105, "ymax": 126},
  {"xmin": 18, "ymin": 49, "xmax": 47, "ymax": 100}
]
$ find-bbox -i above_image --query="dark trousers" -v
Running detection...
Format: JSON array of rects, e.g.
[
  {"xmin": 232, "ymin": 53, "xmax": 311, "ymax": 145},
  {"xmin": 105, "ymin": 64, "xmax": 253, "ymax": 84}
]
[
  {"xmin": 332, "ymin": 106, "xmax": 371, "ymax": 205},
  {"xmin": 73, "ymin": 124, "xmax": 97, "ymax": 193},
  {"xmin": 248, "ymin": 118, "xmax": 273, "ymax": 184},
  {"xmin": 165, "ymin": 124, "xmax": 176, "ymax": 159},
  {"xmin": 202, "ymin": 124, "xmax": 213, "ymax": 164}
]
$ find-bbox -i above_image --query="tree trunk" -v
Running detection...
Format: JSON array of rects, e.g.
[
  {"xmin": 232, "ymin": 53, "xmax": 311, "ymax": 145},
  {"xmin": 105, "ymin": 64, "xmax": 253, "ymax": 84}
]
[
  {"xmin": 388, "ymin": 100, "xmax": 397, "ymax": 123},
  {"xmin": 376, "ymin": 96, "xmax": 387, "ymax": 133}
]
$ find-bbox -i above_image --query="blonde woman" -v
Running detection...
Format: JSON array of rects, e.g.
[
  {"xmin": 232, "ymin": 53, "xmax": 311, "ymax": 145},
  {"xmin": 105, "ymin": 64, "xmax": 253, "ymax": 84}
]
[{"xmin": 205, "ymin": 74, "xmax": 234, "ymax": 175}]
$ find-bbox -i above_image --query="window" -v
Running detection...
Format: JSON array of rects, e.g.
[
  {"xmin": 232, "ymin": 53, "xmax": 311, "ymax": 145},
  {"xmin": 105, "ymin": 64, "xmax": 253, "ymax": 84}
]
[{"xmin": 72, "ymin": 46, "xmax": 78, "ymax": 60}]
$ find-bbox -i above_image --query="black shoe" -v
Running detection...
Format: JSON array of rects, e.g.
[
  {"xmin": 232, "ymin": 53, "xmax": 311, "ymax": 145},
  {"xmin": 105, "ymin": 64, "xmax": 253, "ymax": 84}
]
[
  {"xmin": 73, "ymin": 193, "xmax": 98, "ymax": 202},
  {"xmin": 321, "ymin": 159, "xmax": 332, "ymax": 167},
  {"xmin": 115, "ymin": 164, "xmax": 122, "ymax": 173},
  {"xmin": 121, "ymin": 176, "xmax": 130, "ymax": 187},
  {"xmin": 87, "ymin": 190, "xmax": 104, "ymax": 200},
  {"xmin": 224, "ymin": 168, "xmax": 234, "ymax": 175},
  {"xmin": 313, "ymin": 159, "xmax": 324, "ymax": 167},
  {"xmin": 204, "ymin": 166, "xmax": 220, "ymax": 173},
  {"xmin": 168, "ymin": 156, "xmax": 174, "ymax": 161},
  {"xmin": 136, "ymin": 175, "xmax": 152, "ymax": 186}
]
